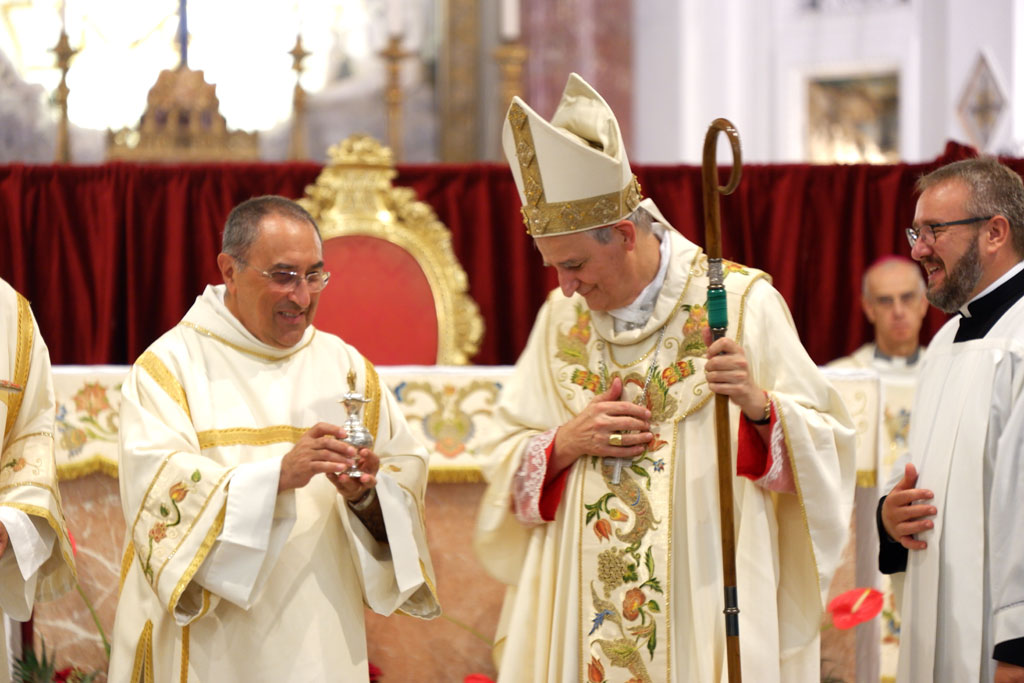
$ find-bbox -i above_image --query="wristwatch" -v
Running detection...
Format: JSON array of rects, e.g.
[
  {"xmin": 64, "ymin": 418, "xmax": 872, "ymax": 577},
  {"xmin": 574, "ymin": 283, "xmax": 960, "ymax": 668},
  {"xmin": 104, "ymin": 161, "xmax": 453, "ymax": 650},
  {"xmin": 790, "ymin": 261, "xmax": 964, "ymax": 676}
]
[
  {"xmin": 348, "ymin": 487, "xmax": 376, "ymax": 511},
  {"xmin": 748, "ymin": 393, "xmax": 772, "ymax": 425}
]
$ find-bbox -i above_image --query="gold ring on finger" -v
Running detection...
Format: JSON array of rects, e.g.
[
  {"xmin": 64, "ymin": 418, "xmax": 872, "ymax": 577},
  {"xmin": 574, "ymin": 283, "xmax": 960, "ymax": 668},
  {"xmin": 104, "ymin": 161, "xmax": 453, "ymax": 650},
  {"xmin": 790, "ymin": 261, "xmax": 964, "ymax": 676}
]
[{"xmin": 608, "ymin": 433, "xmax": 623, "ymax": 447}]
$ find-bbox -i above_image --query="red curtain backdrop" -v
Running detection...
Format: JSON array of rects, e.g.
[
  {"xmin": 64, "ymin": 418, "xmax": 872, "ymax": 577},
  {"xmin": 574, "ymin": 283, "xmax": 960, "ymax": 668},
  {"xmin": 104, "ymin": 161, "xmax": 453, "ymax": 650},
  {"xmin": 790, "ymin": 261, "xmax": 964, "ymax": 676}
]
[{"xmin": 0, "ymin": 142, "xmax": 999, "ymax": 367}]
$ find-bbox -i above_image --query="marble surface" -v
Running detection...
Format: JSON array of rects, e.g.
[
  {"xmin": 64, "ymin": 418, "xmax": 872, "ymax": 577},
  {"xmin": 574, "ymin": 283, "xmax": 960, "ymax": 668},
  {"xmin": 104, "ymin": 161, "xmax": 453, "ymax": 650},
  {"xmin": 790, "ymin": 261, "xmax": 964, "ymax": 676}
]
[
  {"xmin": 365, "ymin": 482, "xmax": 502, "ymax": 682},
  {"xmin": 33, "ymin": 474, "xmax": 122, "ymax": 680}
]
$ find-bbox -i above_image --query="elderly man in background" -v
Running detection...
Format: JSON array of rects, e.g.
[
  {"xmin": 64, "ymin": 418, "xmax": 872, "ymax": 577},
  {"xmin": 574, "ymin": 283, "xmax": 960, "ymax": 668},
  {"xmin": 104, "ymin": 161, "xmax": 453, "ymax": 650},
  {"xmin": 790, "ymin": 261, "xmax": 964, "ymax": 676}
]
[
  {"xmin": 880, "ymin": 157, "xmax": 1024, "ymax": 682},
  {"xmin": 828, "ymin": 255, "xmax": 929, "ymax": 681},
  {"xmin": 109, "ymin": 195, "xmax": 439, "ymax": 682},
  {"xmin": 0, "ymin": 278, "xmax": 75, "ymax": 683},
  {"xmin": 474, "ymin": 73, "xmax": 855, "ymax": 682}
]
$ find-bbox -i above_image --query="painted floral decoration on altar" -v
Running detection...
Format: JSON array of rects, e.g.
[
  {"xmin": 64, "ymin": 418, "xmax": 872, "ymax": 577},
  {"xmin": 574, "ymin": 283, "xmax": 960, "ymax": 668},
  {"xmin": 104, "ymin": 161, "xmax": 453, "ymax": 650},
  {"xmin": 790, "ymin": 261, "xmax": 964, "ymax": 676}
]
[{"xmin": 56, "ymin": 381, "xmax": 120, "ymax": 457}]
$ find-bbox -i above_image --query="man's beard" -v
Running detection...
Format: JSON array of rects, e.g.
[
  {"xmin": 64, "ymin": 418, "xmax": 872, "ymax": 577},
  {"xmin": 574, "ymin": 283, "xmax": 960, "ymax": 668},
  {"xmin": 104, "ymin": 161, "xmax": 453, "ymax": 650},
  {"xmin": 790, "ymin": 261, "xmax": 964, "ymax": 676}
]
[{"xmin": 926, "ymin": 238, "xmax": 982, "ymax": 313}]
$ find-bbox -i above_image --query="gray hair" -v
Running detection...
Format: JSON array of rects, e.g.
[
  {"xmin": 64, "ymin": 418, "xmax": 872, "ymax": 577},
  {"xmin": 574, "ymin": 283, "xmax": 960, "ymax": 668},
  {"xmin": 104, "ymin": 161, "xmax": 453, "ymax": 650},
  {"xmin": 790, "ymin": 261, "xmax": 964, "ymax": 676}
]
[
  {"xmin": 916, "ymin": 156, "xmax": 1024, "ymax": 257},
  {"xmin": 588, "ymin": 205, "xmax": 655, "ymax": 244},
  {"xmin": 222, "ymin": 195, "xmax": 321, "ymax": 260}
]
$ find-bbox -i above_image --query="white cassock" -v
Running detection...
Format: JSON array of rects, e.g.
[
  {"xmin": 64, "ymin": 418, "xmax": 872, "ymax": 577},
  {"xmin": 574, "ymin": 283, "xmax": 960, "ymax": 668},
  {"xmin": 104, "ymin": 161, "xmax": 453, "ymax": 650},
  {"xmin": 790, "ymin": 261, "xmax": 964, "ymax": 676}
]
[
  {"xmin": 897, "ymin": 291, "xmax": 1024, "ymax": 682},
  {"xmin": 109, "ymin": 285, "xmax": 440, "ymax": 683},
  {"xmin": 474, "ymin": 227, "xmax": 855, "ymax": 683},
  {"xmin": 0, "ymin": 279, "xmax": 75, "ymax": 683}
]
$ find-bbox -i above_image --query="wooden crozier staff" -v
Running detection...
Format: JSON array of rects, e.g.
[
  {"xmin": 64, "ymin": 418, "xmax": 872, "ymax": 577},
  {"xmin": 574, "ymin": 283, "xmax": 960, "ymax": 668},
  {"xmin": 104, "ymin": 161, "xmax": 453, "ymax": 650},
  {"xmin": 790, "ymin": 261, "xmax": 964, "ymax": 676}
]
[{"xmin": 702, "ymin": 117, "xmax": 743, "ymax": 683}]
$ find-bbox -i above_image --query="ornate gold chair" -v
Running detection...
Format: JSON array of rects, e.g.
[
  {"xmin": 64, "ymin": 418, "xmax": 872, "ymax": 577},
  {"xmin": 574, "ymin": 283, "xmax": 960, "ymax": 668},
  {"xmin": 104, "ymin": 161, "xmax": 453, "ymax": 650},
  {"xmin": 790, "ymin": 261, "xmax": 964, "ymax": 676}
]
[{"xmin": 300, "ymin": 135, "xmax": 483, "ymax": 365}]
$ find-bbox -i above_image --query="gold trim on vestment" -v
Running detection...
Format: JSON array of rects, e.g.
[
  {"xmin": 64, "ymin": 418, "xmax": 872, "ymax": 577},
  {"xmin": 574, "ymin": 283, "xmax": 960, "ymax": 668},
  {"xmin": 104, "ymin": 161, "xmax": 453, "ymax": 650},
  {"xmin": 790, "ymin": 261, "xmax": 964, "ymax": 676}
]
[
  {"xmin": 576, "ymin": 460, "xmax": 585, "ymax": 683},
  {"xmin": 856, "ymin": 469, "xmax": 877, "ymax": 488},
  {"xmin": 196, "ymin": 426, "xmax": 306, "ymax": 450},
  {"xmin": 180, "ymin": 625, "xmax": 189, "ymax": 683},
  {"xmin": 506, "ymin": 102, "xmax": 643, "ymax": 237},
  {"xmin": 131, "ymin": 620, "xmax": 154, "ymax": 683},
  {"xmin": 120, "ymin": 543, "xmax": 136, "ymax": 593},
  {"xmin": 418, "ymin": 557, "xmax": 437, "ymax": 599},
  {"xmin": 4, "ymin": 293, "xmax": 32, "ymax": 437},
  {"xmin": 177, "ymin": 321, "xmax": 316, "ymax": 362},
  {"xmin": 775, "ymin": 394, "xmax": 824, "ymax": 610},
  {"xmin": 137, "ymin": 351, "xmax": 191, "ymax": 421},
  {"xmin": 734, "ymin": 272, "xmax": 769, "ymax": 344},
  {"xmin": 158, "ymin": 470, "xmax": 232, "ymax": 596},
  {"xmin": 0, "ymin": 481, "xmax": 60, "ymax": 500},
  {"xmin": 197, "ymin": 588, "xmax": 212, "ymax": 620},
  {"xmin": 167, "ymin": 503, "xmax": 225, "ymax": 617}
]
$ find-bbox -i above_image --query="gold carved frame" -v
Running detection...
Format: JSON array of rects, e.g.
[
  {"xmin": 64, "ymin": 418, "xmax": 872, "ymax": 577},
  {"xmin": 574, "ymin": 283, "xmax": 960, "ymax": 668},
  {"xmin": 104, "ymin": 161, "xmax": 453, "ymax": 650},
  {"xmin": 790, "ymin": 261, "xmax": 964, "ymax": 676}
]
[{"xmin": 300, "ymin": 135, "xmax": 483, "ymax": 365}]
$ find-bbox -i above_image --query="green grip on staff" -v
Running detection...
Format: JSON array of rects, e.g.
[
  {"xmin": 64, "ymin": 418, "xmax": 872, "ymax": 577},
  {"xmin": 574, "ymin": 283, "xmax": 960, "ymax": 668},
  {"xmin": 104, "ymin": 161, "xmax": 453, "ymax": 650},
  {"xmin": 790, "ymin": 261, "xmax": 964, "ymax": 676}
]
[{"xmin": 707, "ymin": 287, "xmax": 728, "ymax": 330}]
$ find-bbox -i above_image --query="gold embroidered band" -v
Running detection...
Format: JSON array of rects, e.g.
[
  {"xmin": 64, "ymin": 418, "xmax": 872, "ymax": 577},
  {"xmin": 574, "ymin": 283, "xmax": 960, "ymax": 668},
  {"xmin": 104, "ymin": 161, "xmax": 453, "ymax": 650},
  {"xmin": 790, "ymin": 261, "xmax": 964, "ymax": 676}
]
[{"xmin": 507, "ymin": 103, "xmax": 643, "ymax": 237}]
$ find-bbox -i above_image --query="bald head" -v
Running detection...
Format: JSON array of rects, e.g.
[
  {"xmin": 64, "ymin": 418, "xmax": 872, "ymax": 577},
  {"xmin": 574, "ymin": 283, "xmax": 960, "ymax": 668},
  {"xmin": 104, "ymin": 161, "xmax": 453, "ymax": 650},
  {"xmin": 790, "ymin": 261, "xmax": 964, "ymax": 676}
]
[{"xmin": 861, "ymin": 257, "xmax": 928, "ymax": 357}]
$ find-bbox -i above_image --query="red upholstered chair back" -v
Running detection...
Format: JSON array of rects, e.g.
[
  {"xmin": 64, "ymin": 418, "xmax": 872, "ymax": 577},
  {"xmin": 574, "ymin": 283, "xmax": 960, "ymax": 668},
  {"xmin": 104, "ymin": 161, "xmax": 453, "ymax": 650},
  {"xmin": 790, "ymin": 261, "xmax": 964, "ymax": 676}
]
[
  {"xmin": 300, "ymin": 135, "xmax": 482, "ymax": 365},
  {"xmin": 317, "ymin": 235, "xmax": 438, "ymax": 365}
]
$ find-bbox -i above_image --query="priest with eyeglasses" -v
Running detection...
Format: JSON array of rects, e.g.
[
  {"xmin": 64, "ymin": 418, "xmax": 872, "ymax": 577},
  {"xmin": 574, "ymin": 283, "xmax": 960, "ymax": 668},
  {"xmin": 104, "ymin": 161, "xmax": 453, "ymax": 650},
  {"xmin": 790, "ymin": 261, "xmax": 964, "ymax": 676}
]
[
  {"xmin": 109, "ymin": 195, "xmax": 439, "ymax": 682},
  {"xmin": 879, "ymin": 157, "xmax": 1024, "ymax": 683}
]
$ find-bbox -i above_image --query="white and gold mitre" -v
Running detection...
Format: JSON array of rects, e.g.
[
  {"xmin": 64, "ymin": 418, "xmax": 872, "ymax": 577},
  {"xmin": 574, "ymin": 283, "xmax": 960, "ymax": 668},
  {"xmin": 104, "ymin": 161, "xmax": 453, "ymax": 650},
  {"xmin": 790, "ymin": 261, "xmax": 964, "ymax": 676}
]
[{"xmin": 501, "ymin": 72, "xmax": 643, "ymax": 237}]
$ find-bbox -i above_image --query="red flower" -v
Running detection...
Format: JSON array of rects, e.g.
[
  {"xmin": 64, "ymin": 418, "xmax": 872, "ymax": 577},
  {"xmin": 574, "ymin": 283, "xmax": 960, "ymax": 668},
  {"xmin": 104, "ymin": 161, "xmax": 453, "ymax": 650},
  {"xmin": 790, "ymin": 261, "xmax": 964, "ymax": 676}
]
[
  {"xmin": 594, "ymin": 519, "xmax": 612, "ymax": 542},
  {"xmin": 72, "ymin": 382, "xmax": 111, "ymax": 418},
  {"xmin": 828, "ymin": 587, "xmax": 883, "ymax": 629},
  {"xmin": 169, "ymin": 482, "xmax": 189, "ymax": 502},
  {"xmin": 587, "ymin": 655, "xmax": 605, "ymax": 683},
  {"xmin": 622, "ymin": 588, "xmax": 646, "ymax": 621},
  {"xmin": 149, "ymin": 522, "xmax": 167, "ymax": 543}
]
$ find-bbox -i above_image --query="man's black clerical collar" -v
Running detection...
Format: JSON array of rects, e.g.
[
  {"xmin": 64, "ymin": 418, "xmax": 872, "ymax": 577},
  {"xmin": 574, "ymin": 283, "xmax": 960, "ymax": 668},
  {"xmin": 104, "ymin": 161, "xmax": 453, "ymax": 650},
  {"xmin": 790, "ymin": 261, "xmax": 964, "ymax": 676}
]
[{"xmin": 954, "ymin": 263, "xmax": 1024, "ymax": 342}]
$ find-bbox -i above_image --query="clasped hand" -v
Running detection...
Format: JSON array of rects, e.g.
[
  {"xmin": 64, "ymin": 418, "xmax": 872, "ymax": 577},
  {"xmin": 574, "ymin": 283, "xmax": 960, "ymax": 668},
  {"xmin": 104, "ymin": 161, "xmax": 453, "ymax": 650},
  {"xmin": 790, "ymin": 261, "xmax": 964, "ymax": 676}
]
[
  {"xmin": 551, "ymin": 376, "xmax": 652, "ymax": 479},
  {"xmin": 278, "ymin": 422, "xmax": 378, "ymax": 503},
  {"xmin": 880, "ymin": 463, "xmax": 936, "ymax": 550}
]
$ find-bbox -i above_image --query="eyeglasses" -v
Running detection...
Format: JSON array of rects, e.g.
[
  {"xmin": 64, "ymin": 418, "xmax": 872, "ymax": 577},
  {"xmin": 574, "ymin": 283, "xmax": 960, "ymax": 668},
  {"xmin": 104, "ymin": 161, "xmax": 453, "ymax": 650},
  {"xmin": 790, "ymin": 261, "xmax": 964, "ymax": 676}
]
[
  {"xmin": 905, "ymin": 216, "xmax": 992, "ymax": 249},
  {"xmin": 236, "ymin": 258, "xmax": 331, "ymax": 292}
]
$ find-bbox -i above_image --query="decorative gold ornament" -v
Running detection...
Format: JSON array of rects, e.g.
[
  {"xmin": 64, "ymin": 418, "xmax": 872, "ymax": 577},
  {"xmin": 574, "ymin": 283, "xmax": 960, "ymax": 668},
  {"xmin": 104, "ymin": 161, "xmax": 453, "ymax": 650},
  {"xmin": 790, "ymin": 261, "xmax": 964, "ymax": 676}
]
[
  {"xmin": 107, "ymin": 67, "xmax": 259, "ymax": 162},
  {"xmin": 288, "ymin": 34, "xmax": 311, "ymax": 161},
  {"xmin": 300, "ymin": 134, "xmax": 484, "ymax": 365},
  {"xmin": 51, "ymin": 30, "xmax": 79, "ymax": 164}
]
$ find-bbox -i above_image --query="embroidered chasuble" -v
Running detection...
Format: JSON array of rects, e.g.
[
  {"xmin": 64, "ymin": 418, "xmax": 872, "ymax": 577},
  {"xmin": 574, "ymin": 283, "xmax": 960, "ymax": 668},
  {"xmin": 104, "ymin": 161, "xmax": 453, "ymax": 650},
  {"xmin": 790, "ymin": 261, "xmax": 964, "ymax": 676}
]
[
  {"xmin": 475, "ymin": 229, "xmax": 855, "ymax": 683},
  {"xmin": 0, "ymin": 280, "xmax": 75, "ymax": 683},
  {"xmin": 109, "ymin": 285, "xmax": 439, "ymax": 683},
  {"xmin": 893, "ymin": 279, "xmax": 1024, "ymax": 682}
]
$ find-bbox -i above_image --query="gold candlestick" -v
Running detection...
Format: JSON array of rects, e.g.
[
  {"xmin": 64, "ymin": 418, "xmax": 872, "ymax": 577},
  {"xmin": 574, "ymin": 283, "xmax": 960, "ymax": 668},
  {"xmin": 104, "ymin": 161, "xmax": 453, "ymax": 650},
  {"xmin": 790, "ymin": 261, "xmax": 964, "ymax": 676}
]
[
  {"xmin": 380, "ymin": 35, "xmax": 409, "ymax": 161},
  {"xmin": 51, "ymin": 30, "xmax": 79, "ymax": 164},
  {"xmin": 288, "ymin": 35, "xmax": 310, "ymax": 160}
]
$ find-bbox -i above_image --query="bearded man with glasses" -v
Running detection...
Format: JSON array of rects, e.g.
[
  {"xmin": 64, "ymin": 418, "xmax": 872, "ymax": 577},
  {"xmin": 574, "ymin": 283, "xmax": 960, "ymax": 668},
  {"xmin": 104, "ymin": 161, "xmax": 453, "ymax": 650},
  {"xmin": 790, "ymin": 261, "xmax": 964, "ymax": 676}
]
[
  {"xmin": 879, "ymin": 157, "xmax": 1024, "ymax": 683},
  {"xmin": 109, "ymin": 195, "xmax": 439, "ymax": 682}
]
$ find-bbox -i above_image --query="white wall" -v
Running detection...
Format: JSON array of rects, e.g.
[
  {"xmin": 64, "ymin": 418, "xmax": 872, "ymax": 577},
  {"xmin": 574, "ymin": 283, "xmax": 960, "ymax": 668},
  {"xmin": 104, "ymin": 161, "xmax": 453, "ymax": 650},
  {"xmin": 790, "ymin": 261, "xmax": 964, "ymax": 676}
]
[{"xmin": 633, "ymin": 0, "xmax": 1020, "ymax": 164}]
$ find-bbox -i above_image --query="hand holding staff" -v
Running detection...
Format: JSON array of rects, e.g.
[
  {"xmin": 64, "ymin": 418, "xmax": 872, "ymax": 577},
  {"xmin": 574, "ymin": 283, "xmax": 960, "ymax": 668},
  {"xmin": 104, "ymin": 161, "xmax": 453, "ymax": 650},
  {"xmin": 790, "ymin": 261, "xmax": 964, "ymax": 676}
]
[{"xmin": 702, "ymin": 117, "xmax": 743, "ymax": 683}]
